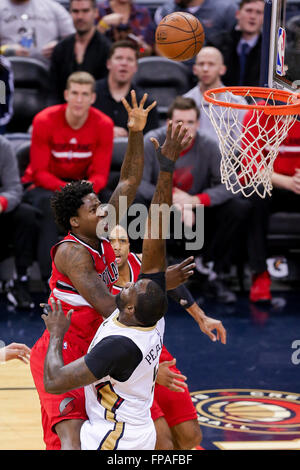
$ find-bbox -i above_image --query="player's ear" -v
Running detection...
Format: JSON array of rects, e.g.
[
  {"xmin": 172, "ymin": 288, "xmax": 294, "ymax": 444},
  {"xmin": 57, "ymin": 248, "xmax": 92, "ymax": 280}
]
[
  {"xmin": 70, "ymin": 216, "xmax": 79, "ymax": 228},
  {"xmin": 220, "ymin": 64, "xmax": 227, "ymax": 76}
]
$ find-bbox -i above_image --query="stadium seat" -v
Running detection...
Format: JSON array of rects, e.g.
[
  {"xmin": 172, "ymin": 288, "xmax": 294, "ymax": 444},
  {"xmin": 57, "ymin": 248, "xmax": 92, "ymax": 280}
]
[
  {"xmin": 6, "ymin": 57, "xmax": 50, "ymax": 133},
  {"xmin": 133, "ymin": 57, "xmax": 193, "ymax": 122},
  {"xmin": 14, "ymin": 140, "xmax": 31, "ymax": 177}
]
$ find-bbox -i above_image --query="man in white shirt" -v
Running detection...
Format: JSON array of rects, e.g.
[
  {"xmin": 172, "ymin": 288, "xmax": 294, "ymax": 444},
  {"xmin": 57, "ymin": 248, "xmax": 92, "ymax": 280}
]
[{"xmin": 0, "ymin": 0, "xmax": 75, "ymax": 63}]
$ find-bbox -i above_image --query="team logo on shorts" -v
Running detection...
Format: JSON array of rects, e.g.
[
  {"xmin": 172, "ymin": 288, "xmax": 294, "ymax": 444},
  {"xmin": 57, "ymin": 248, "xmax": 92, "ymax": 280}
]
[
  {"xmin": 191, "ymin": 389, "xmax": 300, "ymax": 434},
  {"xmin": 59, "ymin": 397, "xmax": 75, "ymax": 416}
]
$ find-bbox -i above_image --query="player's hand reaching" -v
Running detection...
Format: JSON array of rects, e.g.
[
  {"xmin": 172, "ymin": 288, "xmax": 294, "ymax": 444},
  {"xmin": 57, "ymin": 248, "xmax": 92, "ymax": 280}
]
[
  {"xmin": 156, "ymin": 359, "xmax": 188, "ymax": 393},
  {"xmin": 121, "ymin": 90, "xmax": 156, "ymax": 132},
  {"xmin": 0, "ymin": 342, "xmax": 31, "ymax": 364},
  {"xmin": 198, "ymin": 315, "xmax": 227, "ymax": 344},
  {"xmin": 41, "ymin": 298, "xmax": 73, "ymax": 338},
  {"xmin": 165, "ymin": 256, "xmax": 195, "ymax": 290}
]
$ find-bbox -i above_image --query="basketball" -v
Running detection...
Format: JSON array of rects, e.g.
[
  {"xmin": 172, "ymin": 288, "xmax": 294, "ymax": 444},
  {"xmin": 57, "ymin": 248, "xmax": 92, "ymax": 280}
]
[{"xmin": 155, "ymin": 12, "xmax": 205, "ymax": 62}]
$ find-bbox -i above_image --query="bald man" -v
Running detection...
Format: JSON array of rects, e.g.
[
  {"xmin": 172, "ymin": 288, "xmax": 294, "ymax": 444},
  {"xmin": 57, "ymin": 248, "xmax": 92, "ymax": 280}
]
[{"xmin": 184, "ymin": 46, "xmax": 247, "ymax": 142}]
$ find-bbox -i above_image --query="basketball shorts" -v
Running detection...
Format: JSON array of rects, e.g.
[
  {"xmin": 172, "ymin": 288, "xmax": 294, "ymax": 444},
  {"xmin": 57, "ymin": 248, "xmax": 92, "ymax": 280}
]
[
  {"xmin": 30, "ymin": 332, "xmax": 89, "ymax": 450},
  {"xmin": 80, "ymin": 418, "xmax": 156, "ymax": 450},
  {"xmin": 151, "ymin": 346, "xmax": 197, "ymax": 428}
]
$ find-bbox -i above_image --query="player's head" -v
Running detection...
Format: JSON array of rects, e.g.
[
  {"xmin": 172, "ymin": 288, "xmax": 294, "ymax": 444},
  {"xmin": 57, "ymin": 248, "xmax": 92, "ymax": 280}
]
[
  {"xmin": 167, "ymin": 96, "xmax": 200, "ymax": 144},
  {"xmin": 193, "ymin": 47, "xmax": 226, "ymax": 88},
  {"xmin": 237, "ymin": 0, "xmax": 265, "ymax": 36},
  {"xmin": 109, "ymin": 225, "xmax": 130, "ymax": 269},
  {"xmin": 51, "ymin": 181, "xmax": 102, "ymax": 237},
  {"xmin": 107, "ymin": 40, "xmax": 139, "ymax": 86},
  {"xmin": 64, "ymin": 71, "xmax": 96, "ymax": 118},
  {"xmin": 70, "ymin": 0, "xmax": 98, "ymax": 35},
  {"xmin": 116, "ymin": 278, "xmax": 168, "ymax": 326}
]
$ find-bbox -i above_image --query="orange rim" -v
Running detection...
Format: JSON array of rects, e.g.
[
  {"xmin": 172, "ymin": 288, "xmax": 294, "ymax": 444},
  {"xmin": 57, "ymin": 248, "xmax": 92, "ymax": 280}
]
[{"xmin": 203, "ymin": 86, "xmax": 300, "ymax": 116}]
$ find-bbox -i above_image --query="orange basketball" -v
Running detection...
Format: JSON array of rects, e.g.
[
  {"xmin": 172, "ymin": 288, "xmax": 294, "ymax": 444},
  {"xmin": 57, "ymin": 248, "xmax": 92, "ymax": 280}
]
[{"xmin": 155, "ymin": 12, "xmax": 205, "ymax": 62}]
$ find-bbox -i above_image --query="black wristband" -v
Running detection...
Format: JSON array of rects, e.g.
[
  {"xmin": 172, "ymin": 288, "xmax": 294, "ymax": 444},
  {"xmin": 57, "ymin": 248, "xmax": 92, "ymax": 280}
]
[{"xmin": 156, "ymin": 147, "xmax": 175, "ymax": 173}]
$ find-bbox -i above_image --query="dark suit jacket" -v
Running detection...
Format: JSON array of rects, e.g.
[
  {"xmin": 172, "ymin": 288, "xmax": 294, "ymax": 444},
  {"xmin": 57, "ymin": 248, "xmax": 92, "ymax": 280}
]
[{"xmin": 209, "ymin": 29, "xmax": 262, "ymax": 87}]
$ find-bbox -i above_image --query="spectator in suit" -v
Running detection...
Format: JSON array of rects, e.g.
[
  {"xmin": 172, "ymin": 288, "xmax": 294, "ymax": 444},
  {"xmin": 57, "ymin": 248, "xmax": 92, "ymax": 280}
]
[
  {"xmin": 136, "ymin": 96, "xmax": 251, "ymax": 303},
  {"xmin": 49, "ymin": 0, "xmax": 111, "ymax": 104},
  {"xmin": 97, "ymin": 0, "xmax": 155, "ymax": 57},
  {"xmin": 0, "ymin": 135, "xmax": 38, "ymax": 309},
  {"xmin": 0, "ymin": 0, "xmax": 75, "ymax": 64},
  {"xmin": 210, "ymin": 0, "xmax": 265, "ymax": 86},
  {"xmin": 93, "ymin": 40, "xmax": 159, "ymax": 138},
  {"xmin": 22, "ymin": 71, "xmax": 114, "ymax": 287}
]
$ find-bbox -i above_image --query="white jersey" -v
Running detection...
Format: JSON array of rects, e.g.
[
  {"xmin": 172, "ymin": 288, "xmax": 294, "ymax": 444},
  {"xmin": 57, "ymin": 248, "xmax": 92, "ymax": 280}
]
[{"xmin": 80, "ymin": 309, "xmax": 165, "ymax": 450}]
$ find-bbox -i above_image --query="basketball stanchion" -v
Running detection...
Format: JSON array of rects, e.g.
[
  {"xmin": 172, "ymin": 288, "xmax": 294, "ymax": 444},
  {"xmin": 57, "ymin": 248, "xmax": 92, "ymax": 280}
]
[{"xmin": 203, "ymin": 86, "xmax": 300, "ymax": 198}]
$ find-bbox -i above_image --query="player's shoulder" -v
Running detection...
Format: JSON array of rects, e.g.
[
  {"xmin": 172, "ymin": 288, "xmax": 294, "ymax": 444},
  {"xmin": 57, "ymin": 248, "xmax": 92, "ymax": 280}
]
[{"xmin": 33, "ymin": 104, "xmax": 65, "ymax": 124}]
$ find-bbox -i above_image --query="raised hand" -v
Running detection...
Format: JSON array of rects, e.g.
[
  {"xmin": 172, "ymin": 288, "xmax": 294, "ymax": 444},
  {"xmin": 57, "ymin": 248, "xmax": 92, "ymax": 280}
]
[
  {"xmin": 151, "ymin": 120, "xmax": 192, "ymax": 164},
  {"xmin": 121, "ymin": 90, "xmax": 156, "ymax": 132},
  {"xmin": 41, "ymin": 298, "xmax": 73, "ymax": 338}
]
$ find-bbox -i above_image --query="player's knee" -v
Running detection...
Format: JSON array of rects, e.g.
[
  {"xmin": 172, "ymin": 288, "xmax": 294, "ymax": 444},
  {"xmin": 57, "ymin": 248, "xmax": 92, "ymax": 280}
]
[
  {"xmin": 155, "ymin": 433, "xmax": 174, "ymax": 450},
  {"xmin": 55, "ymin": 419, "xmax": 83, "ymax": 450},
  {"xmin": 175, "ymin": 421, "xmax": 202, "ymax": 450}
]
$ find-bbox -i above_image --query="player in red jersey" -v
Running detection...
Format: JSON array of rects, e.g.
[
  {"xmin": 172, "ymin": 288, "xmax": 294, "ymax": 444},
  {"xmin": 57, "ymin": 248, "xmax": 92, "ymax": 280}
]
[
  {"xmin": 30, "ymin": 91, "xmax": 158, "ymax": 450},
  {"xmin": 109, "ymin": 224, "xmax": 226, "ymax": 449}
]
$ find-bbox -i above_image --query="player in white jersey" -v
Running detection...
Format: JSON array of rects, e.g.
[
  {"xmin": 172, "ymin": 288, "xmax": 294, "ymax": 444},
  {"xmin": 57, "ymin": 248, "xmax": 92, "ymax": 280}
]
[{"xmin": 41, "ymin": 119, "xmax": 194, "ymax": 450}]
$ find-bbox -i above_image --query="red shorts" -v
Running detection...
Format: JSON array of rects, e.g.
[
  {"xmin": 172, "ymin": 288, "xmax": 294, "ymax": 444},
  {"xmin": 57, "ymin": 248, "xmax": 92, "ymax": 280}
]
[
  {"xmin": 30, "ymin": 331, "xmax": 89, "ymax": 450},
  {"xmin": 151, "ymin": 346, "xmax": 197, "ymax": 428}
]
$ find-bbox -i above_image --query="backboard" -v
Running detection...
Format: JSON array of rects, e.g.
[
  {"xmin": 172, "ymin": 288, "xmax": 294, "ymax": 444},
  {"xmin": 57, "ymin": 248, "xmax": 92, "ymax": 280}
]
[{"xmin": 261, "ymin": 0, "xmax": 300, "ymax": 91}]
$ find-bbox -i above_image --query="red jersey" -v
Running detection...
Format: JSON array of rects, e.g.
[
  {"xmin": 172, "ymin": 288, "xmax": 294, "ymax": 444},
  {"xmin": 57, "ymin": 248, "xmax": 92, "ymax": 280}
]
[
  {"xmin": 22, "ymin": 104, "xmax": 114, "ymax": 193},
  {"xmin": 111, "ymin": 252, "xmax": 142, "ymax": 295},
  {"xmin": 49, "ymin": 232, "xmax": 118, "ymax": 345},
  {"xmin": 242, "ymin": 107, "xmax": 300, "ymax": 177}
]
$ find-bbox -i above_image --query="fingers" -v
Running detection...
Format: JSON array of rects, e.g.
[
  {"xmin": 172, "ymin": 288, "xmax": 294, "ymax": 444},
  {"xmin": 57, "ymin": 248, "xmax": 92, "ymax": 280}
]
[
  {"xmin": 150, "ymin": 137, "xmax": 160, "ymax": 150},
  {"xmin": 130, "ymin": 89, "xmax": 138, "ymax": 108},
  {"xmin": 121, "ymin": 96, "xmax": 131, "ymax": 113},
  {"xmin": 145, "ymin": 100, "xmax": 157, "ymax": 112},
  {"xmin": 138, "ymin": 92, "xmax": 148, "ymax": 109},
  {"xmin": 217, "ymin": 324, "xmax": 227, "ymax": 344}
]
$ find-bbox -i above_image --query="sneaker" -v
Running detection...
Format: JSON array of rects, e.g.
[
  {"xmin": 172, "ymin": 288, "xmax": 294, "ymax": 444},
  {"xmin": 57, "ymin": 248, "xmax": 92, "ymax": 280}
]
[
  {"xmin": 6, "ymin": 280, "xmax": 35, "ymax": 310},
  {"xmin": 249, "ymin": 270, "xmax": 271, "ymax": 303},
  {"xmin": 201, "ymin": 278, "xmax": 237, "ymax": 304}
]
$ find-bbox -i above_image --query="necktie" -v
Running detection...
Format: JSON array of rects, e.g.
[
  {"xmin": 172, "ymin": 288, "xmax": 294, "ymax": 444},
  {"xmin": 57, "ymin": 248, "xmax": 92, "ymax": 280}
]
[{"xmin": 239, "ymin": 42, "xmax": 250, "ymax": 86}]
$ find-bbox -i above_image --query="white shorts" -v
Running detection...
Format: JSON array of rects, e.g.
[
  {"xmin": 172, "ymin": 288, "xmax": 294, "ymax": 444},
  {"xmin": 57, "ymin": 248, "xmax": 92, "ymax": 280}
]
[{"xmin": 80, "ymin": 419, "xmax": 156, "ymax": 450}]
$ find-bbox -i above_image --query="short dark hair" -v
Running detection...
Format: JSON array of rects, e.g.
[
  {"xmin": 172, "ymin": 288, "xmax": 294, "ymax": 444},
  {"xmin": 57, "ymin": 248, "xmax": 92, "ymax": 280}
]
[
  {"xmin": 134, "ymin": 281, "xmax": 168, "ymax": 326},
  {"xmin": 239, "ymin": 0, "xmax": 264, "ymax": 9},
  {"xmin": 167, "ymin": 96, "xmax": 200, "ymax": 119},
  {"xmin": 70, "ymin": 0, "xmax": 97, "ymax": 8},
  {"xmin": 108, "ymin": 40, "xmax": 139, "ymax": 60},
  {"xmin": 51, "ymin": 181, "xmax": 95, "ymax": 233}
]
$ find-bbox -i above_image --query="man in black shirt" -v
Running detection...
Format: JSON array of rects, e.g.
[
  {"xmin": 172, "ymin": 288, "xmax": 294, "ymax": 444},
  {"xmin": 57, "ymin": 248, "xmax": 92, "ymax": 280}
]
[
  {"xmin": 49, "ymin": 0, "xmax": 110, "ymax": 104},
  {"xmin": 94, "ymin": 40, "xmax": 159, "ymax": 137}
]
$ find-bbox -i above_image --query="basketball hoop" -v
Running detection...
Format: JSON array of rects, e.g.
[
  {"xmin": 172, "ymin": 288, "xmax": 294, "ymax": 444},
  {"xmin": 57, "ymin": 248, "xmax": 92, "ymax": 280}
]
[{"xmin": 203, "ymin": 86, "xmax": 300, "ymax": 198}]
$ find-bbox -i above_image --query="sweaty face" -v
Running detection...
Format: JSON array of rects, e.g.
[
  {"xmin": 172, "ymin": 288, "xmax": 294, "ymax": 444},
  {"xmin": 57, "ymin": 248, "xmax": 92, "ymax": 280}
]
[
  {"xmin": 73, "ymin": 193, "xmax": 101, "ymax": 237},
  {"xmin": 109, "ymin": 225, "xmax": 130, "ymax": 268}
]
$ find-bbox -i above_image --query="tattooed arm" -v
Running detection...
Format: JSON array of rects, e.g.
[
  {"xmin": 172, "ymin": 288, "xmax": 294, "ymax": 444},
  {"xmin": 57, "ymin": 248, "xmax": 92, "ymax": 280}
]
[
  {"xmin": 141, "ymin": 121, "xmax": 192, "ymax": 275},
  {"xmin": 54, "ymin": 242, "xmax": 116, "ymax": 318},
  {"xmin": 105, "ymin": 90, "xmax": 156, "ymax": 226}
]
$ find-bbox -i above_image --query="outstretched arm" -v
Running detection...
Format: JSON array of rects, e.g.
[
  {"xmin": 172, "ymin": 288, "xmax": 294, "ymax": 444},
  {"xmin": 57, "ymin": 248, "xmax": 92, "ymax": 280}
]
[
  {"xmin": 104, "ymin": 90, "xmax": 156, "ymax": 227},
  {"xmin": 141, "ymin": 121, "xmax": 192, "ymax": 274}
]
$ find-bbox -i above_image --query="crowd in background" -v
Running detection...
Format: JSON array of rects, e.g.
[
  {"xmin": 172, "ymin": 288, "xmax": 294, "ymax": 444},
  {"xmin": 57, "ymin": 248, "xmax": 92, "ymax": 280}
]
[{"xmin": 0, "ymin": 0, "xmax": 299, "ymax": 311}]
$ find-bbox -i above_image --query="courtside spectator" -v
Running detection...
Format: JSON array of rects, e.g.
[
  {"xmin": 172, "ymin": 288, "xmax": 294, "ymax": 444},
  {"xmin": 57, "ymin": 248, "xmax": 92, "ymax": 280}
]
[
  {"xmin": 49, "ymin": 0, "xmax": 110, "ymax": 104},
  {"xmin": 0, "ymin": 135, "xmax": 38, "ymax": 309},
  {"xmin": 0, "ymin": 0, "xmax": 75, "ymax": 64},
  {"xmin": 93, "ymin": 40, "xmax": 159, "ymax": 137},
  {"xmin": 97, "ymin": 0, "xmax": 155, "ymax": 57},
  {"xmin": 209, "ymin": 0, "xmax": 265, "ymax": 86}
]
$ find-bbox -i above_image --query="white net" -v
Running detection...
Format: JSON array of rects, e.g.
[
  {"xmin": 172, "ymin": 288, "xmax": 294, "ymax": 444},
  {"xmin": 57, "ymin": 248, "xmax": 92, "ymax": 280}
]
[{"xmin": 203, "ymin": 88, "xmax": 299, "ymax": 198}]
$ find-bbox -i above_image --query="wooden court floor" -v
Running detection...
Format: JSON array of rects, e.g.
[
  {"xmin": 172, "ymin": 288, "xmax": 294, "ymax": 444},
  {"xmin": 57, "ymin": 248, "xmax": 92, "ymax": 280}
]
[{"xmin": 0, "ymin": 360, "xmax": 44, "ymax": 450}]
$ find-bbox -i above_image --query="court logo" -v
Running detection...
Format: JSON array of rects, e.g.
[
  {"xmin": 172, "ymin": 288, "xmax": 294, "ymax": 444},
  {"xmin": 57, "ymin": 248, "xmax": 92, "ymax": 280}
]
[{"xmin": 191, "ymin": 389, "xmax": 300, "ymax": 434}]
